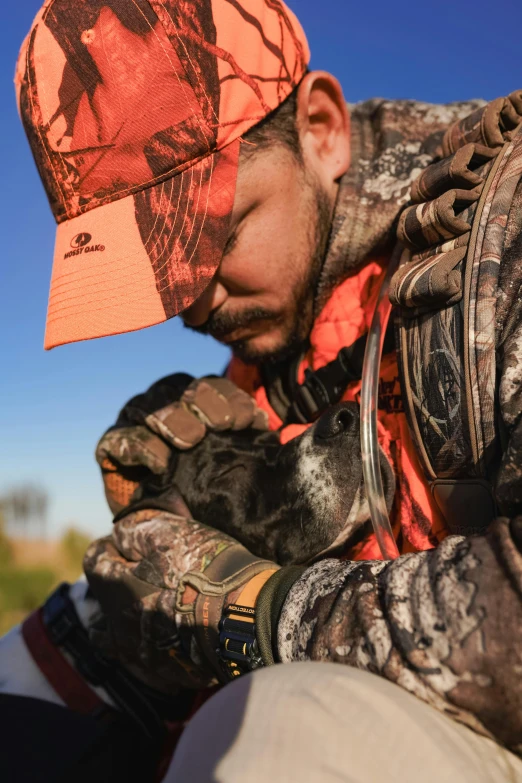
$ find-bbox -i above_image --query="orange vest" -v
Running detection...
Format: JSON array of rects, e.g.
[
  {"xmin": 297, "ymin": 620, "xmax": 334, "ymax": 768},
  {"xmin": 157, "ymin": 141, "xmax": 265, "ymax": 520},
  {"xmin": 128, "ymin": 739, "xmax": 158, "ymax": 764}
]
[{"xmin": 229, "ymin": 258, "xmax": 450, "ymax": 560}]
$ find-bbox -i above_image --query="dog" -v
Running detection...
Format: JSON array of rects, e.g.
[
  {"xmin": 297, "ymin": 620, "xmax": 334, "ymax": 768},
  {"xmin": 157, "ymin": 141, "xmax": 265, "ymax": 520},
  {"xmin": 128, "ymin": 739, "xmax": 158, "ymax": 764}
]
[
  {"xmin": 136, "ymin": 400, "xmax": 395, "ymax": 565},
  {"xmin": 0, "ymin": 401, "xmax": 394, "ymax": 782}
]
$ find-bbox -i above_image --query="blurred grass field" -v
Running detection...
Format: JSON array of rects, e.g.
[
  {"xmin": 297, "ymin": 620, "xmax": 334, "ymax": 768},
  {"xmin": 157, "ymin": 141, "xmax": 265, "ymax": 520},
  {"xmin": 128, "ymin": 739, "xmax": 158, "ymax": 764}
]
[{"xmin": 0, "ymin": 522, "xmax": 90, "ymax": 634}]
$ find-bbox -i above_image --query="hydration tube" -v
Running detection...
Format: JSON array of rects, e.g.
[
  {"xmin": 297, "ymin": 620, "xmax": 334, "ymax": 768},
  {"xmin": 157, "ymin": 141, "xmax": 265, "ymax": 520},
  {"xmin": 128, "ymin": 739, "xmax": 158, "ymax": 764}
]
[{"xmin": 360, "ymin": 249, "xmax": 401, "ymax": 561}]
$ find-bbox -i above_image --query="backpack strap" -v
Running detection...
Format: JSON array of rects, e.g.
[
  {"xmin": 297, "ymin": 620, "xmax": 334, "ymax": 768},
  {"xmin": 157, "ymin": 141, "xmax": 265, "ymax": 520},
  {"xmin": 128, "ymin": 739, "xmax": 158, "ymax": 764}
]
[
  {"xmin": 286, "ymin": 333, "xmax": 369, "ymax": 424},
  {"xmin": 391, "ymin": 91, "xmax": 522, "ymax": 535},
  {"xmin": 261, "ymin": 328, "xmax": 395, "ymax": 425},
  {"xmin": 22, "ymin": 605, "xmax": 109, "ymax": 719}
]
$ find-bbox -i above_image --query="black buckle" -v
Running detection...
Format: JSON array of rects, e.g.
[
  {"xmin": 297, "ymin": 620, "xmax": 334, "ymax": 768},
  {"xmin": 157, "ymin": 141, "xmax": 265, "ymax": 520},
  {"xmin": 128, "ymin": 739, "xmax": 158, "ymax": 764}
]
[
  {"xmin": 43, "ymin": 582, "xmax": 80, "ymax": 645},
  {"xmin": 291, "ymin": 369, "xmax": 329, "ymax": 422},
  {"xmin": 218, "ymin": 605, "xmax": 262, "ymax": 679},
  {"xmin": 287, "ymin": 326, "xmax": 396, "ymax": 425},
  {"xmin": 291, "ymin": 345, "xmax": 364, "ymax": 423},
  {"xmin": 43, "ymin": 583, "xmax": 112, "ymax": 686}
]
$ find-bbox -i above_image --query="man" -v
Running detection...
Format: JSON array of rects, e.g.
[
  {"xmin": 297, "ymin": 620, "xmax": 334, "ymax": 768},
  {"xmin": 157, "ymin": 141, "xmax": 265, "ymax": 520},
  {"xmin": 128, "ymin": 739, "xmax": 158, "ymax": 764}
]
[{"xmin": 16, "ymin": 0, "xmax": 522, "ymax": 780}]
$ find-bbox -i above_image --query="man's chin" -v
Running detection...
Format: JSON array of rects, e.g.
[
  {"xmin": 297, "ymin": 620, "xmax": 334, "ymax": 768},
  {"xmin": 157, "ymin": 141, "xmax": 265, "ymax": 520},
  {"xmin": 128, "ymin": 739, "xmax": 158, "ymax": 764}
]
[
  {"xmin": 184, "ymin": 309, "xmax": 312, "ymax": 365},
  {"xmin": 225, "ymin": 329, "xmax": 304, "ymax": 365}
]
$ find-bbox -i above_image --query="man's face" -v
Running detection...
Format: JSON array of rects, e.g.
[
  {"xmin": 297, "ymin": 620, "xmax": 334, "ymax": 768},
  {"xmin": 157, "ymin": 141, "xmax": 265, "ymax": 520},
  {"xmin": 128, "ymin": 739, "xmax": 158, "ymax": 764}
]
[{"xmin": 182, "ymin": 145, "xmax": 334, "ymax": 363}]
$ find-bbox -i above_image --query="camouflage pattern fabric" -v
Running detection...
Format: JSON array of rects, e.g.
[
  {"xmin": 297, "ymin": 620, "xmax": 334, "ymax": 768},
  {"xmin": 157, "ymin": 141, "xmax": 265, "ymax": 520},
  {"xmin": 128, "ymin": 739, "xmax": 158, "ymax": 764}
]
[
  {"xmin": 272, "ymin": 96, "xmax": 522, "ymax": 756},
  {"xmin": 276, "ymin": 517, "xmax": 522, "ymax": 754},
  {"xmin": 389, "ymin": 244, "xmax": 466, "ymax": 313},
  {"xmin": 467, "ymin": 128, "xmax": 522, "ymax": 476},
  {"xmin": 84, "ymin": 510, "xmax": 277, "ymax": 691},
  {"xmin": 494, "ymin": 172, "xmax": 522, "ymax": 516},
  {"xmin": 410, "ymin": 144, "xmax": 496, "ymax": 203},
  {"xmin": 317, "ymin": 94, "xmax": 522, "ymax": 315},
  {"xmin": 391, "ymin": 94, "xmax": 522, "ymax": 487},
  {"xmin": 397, "ymin": 186, "xmax": 481, "ymax": 252},
  {"xmin": 315, "ymin": 97, "xmax": 486, "ymax": 312},
  {"xmin": 442, "ymin": 94, "xmax": 522, "ymax": 156}
]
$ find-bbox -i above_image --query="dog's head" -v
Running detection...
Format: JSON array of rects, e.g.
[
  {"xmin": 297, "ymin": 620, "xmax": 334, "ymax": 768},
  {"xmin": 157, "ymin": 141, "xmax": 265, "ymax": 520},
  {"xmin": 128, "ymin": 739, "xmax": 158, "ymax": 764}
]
[{"xmin": 139, "ymin": 402, "xmax": 395, "ymax": 566}]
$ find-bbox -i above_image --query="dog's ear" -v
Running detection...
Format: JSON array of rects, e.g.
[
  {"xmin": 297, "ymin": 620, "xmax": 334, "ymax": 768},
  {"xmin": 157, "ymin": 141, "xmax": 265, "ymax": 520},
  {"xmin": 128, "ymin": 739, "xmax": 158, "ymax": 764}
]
[{"xmin": 379, "ymin": 447, "xmax": 396, "ymax": 513}]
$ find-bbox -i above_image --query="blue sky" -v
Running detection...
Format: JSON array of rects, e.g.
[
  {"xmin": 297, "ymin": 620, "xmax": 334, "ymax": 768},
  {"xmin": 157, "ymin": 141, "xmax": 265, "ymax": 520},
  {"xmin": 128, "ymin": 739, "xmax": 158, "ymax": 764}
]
[{"xmin": 1, "ymin": 0, "xmax": 521, "ymax": 538}]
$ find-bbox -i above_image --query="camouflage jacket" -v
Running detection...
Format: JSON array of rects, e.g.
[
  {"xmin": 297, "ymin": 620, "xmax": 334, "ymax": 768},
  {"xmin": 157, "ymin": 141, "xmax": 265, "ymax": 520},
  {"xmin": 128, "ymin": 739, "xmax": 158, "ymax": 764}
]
[{"xmin": 269, "ymin": 98, "xmax": 522, "ymax": 754}]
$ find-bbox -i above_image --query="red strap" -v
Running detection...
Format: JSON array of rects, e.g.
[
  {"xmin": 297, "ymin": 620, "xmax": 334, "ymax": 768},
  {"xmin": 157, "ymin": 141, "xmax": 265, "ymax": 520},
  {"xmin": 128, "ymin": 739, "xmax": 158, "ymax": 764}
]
[{"xmin": 22, "ymin": 608, "xmax": 106, "ymax": 716}]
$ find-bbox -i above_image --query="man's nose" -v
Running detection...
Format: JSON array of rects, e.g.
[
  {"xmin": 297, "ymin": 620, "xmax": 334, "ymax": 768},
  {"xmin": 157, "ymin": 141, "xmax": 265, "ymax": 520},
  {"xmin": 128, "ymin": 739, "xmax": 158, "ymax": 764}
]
[{"xmin": 182, "ymin": 280, "xmax": 228, "ymax": 327}]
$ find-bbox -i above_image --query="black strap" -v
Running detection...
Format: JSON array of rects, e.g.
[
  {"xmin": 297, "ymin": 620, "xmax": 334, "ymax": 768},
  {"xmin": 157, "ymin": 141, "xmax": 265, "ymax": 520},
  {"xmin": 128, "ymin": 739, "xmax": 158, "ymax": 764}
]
[
  {"xmin": 218, "ymin": 604, "xmax": 262, "ymax": 680},
  {"xmin": 261, "ymin": 349, "xmax": 306, "ymax": 423},
  {"xmin": 265, "ymin": 324, "xmax": 396, "ymax": 425},
  {"xmin": 288, "ymin": 334, "xmax": 369, "ymax": 423},
  {"xmin": 43, "ymin": 583, "xmax": 168, "ymax": 742}
]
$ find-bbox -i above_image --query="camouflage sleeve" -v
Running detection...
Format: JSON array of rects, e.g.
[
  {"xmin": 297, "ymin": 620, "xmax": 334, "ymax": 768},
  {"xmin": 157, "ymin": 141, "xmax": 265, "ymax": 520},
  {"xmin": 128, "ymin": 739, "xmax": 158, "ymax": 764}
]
[{"xmin": 276, "ymin": 519, "xmax": 522, "ymax": 753}]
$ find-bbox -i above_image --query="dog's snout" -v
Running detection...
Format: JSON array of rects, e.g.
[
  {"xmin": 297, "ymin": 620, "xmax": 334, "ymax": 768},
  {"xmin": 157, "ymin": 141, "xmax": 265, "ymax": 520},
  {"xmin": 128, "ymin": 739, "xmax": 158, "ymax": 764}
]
[{"xmin": 314, "ymin": 403, "xmax": 359, "ymax": 440}]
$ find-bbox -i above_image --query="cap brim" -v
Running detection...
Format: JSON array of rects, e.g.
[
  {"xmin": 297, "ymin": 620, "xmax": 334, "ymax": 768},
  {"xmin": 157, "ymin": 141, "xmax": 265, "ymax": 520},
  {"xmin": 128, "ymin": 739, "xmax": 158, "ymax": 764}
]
[{"xmin": 44, "ymin": 139, "xmax": 240, "ymax": 350}]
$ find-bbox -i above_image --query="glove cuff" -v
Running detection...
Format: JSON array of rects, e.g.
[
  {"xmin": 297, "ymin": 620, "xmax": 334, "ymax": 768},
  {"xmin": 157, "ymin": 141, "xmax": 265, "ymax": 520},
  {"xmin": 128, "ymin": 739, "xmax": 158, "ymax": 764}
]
[
  {"xmin": 255, "ymin": 566, "xmax": 306, "ymax": 665},
  {"xmin": 187, "ymin": 545, "xmax": 277, "ymax": 680}
]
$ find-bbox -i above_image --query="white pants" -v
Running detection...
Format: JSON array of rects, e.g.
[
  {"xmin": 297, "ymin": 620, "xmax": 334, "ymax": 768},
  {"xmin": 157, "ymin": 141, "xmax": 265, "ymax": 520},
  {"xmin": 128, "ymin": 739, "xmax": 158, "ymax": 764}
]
[{"xmin": 166, "ymin": 662, "xmax": 522, "ymax": 782}]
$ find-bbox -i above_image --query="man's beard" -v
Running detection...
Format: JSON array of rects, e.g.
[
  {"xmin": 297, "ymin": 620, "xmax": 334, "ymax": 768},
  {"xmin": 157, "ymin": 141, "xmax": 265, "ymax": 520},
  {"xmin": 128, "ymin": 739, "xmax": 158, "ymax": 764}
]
[{"xmin": 185, "ymin": 180, "xmax": 333, "ymax": 365}]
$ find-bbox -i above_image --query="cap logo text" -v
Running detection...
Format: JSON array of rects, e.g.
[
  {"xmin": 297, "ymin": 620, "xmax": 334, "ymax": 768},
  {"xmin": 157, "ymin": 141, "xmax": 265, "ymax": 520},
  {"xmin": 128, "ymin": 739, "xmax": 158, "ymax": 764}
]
[{"xmin": 64, "ymin": 233, "xmax": 105, "ymax": 260}]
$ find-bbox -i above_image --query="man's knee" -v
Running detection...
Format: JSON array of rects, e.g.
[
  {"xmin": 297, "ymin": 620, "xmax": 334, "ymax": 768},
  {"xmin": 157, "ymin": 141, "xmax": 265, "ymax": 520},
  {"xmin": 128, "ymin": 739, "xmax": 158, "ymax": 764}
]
[{"xmin": 166, "ymin": 663, "xmax": 522, "ymax": 783}]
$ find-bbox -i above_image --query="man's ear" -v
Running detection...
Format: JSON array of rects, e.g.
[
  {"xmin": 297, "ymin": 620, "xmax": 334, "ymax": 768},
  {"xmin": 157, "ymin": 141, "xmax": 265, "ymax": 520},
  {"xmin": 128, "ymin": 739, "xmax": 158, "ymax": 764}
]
[{"xmin": 296, "ymin": 71, "xmax": 350, "ymax": 193}]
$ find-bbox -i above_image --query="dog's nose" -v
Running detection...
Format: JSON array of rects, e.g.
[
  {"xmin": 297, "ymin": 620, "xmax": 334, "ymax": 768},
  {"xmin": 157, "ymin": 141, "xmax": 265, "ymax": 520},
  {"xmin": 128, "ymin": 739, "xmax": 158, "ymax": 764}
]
[{"xmin": 314, "ymin": 402, "xmax": 359, "ymax": 440}]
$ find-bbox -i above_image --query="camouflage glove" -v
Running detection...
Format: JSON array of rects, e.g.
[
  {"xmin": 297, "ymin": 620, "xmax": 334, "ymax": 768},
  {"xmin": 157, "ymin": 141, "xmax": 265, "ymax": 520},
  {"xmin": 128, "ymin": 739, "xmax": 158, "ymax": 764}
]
[
  {"xmin": 84, "ymin": 510, "xmax": 279, "ymax": 691},
  {"xmin": 96, "ymin": 374, "xmax": 268, "ymax": 515}
]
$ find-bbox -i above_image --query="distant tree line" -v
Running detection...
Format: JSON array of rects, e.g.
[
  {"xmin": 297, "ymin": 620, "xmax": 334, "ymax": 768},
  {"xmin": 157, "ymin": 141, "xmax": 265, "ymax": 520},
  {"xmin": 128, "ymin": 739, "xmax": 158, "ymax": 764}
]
[
  {"xmin": 0, "ymin": 485, "xmax": 49, "ymax": 538},
  {"xmin": 0, "ymin": 503, "xmax": 91, "ymax": 634}
]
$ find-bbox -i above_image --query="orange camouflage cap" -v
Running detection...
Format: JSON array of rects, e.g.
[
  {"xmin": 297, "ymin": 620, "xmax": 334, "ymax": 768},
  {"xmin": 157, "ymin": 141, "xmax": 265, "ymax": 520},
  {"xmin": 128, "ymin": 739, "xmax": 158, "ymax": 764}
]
[{"xmin": 15, "ymin": 0, "xmax": 309, "ymax": 349}]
